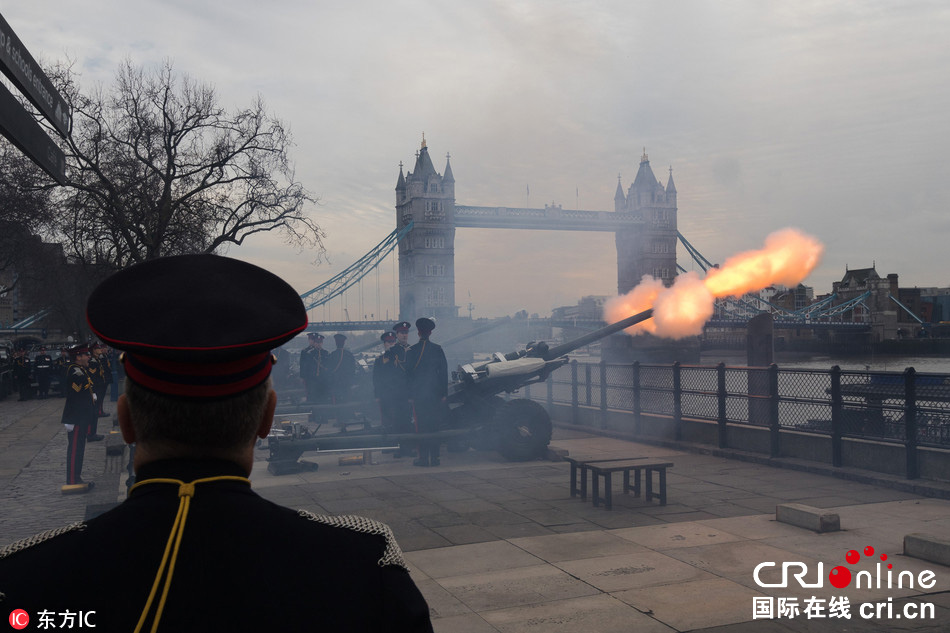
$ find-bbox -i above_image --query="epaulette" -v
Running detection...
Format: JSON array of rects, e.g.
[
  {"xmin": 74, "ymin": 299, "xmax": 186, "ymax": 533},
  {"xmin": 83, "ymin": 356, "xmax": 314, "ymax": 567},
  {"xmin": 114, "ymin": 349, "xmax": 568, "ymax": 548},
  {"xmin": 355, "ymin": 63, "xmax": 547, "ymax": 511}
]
[
  {"xmin": 0, "ymin": 522, "xmax": 86, "ymax": 561},
  {"xmin": 297, "ymin": 511, "xmax": 408, "ymax": 571}
]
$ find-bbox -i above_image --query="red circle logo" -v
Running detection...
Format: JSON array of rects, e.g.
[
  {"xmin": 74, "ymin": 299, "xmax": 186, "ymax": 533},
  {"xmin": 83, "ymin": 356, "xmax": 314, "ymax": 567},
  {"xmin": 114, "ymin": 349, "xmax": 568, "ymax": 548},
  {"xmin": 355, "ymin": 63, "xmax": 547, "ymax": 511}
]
[
  {"xmin": 828, "ymin": 565, "xmax": 852, "ymax": 589},
  {"xmin": 9, "ymin": 610, "xmax": 30, "ymax": 630}
]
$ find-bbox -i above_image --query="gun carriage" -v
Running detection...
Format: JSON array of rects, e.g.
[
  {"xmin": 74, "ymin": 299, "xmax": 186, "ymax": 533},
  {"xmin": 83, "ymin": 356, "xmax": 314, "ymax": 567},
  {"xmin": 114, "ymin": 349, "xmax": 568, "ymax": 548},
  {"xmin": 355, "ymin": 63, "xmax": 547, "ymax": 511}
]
[{"xmin": 266, "ymin": 309, "xmax": 654, "ymax": 474}]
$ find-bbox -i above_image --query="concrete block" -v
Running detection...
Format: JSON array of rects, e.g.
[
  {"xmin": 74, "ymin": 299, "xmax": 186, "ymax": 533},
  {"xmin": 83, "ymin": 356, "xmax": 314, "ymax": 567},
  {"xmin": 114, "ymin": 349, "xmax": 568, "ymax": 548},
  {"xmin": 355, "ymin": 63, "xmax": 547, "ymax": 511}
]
[
  {"xmin": 775, "ymin": 503, "xmax": 840, "ymax": 533},
  {"xmin": 903, "ymin": 533, "xmax": 950, "ymax": 567}
]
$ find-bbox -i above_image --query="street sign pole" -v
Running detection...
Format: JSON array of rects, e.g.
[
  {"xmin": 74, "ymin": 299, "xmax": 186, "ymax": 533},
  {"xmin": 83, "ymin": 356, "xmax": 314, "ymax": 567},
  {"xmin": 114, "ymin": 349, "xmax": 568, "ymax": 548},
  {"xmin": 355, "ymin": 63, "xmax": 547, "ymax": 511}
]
[
  {"xmin": 0, "ymin": 11, "xmax": 70, "ymax": 183},
  {"xmin": 0, "ymin": 81, "xmax": 66, "ymax": 184},
  {"xmin": 0, "ymin": 13, "xmax": 71, "ymax": 136}
]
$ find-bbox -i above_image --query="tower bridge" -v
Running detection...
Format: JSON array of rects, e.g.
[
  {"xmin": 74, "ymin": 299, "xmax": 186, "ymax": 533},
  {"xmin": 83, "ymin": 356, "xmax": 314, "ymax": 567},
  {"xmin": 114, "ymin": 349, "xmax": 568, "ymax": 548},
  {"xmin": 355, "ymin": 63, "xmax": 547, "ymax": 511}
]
[
  {"xmin": 303, "ymin": 138, "xmax": 886, "ymax": 345},
  {"xmin": 396, "ymin": 138, "xmax": 677, "ymax": 321}
]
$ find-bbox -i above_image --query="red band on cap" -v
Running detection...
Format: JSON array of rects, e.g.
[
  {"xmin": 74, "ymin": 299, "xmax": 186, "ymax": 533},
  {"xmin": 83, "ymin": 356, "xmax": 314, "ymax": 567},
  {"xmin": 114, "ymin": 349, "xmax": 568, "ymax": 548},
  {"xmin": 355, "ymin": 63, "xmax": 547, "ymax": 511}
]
[{"xmin": 123, "ymin": 352, "xmax": 273, "ymax": 398}]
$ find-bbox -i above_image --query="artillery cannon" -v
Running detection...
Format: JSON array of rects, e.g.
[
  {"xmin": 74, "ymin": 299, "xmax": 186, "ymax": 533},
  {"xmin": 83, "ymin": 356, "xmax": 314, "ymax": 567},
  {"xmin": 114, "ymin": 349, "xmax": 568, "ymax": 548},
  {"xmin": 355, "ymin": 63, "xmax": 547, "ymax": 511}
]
[{"xmin": 266, "ymin": 309, "xmax": 654, "ymax": 474}]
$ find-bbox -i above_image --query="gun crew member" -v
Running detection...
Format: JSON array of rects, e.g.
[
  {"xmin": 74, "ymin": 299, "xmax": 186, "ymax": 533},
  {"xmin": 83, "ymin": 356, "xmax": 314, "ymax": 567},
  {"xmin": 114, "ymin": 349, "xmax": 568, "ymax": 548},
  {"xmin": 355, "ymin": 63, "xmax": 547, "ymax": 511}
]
[{"xmin": 405, "ymin": 317, "xmax": 448, "ymax": 467}]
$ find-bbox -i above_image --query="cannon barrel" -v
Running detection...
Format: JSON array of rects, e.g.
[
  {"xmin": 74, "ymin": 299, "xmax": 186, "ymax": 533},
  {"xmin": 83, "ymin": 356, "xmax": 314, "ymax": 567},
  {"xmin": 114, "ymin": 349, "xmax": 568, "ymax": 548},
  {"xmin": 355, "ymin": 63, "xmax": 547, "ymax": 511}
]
[{"xmin": 539, "ymin": 308, "xmax": 654, "ymax": 361}]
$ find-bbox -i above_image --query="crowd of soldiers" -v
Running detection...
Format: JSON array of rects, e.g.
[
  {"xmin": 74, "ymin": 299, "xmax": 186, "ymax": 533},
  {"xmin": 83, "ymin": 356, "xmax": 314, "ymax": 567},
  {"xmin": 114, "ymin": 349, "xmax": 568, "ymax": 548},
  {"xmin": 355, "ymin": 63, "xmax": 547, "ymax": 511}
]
[
  {"xmin": 9, "ymin": 344, "xmax": 115, "ymax": 404},
  {"xmin": 5, "ymin": 343, "xmax": 115, "ymax": 491},
  {"xmin": 298, "ymin": 332, "xmax": 359, "ymax": 405},
  {"xmin": 298, "ymin": 318, "xmax": 448, "ymax": 467}
]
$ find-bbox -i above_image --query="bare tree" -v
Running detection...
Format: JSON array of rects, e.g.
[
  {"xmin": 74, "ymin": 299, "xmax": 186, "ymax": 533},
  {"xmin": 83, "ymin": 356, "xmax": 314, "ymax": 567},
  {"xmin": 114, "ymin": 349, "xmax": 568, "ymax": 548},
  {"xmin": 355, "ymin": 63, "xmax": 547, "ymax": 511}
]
[
  {"xmin": 43, "ymin": 58, "xmax": 324, "ymax": 268},
  {"xmin": 0, "ymin": 143, "xmax": 55, "ymax": 290}
]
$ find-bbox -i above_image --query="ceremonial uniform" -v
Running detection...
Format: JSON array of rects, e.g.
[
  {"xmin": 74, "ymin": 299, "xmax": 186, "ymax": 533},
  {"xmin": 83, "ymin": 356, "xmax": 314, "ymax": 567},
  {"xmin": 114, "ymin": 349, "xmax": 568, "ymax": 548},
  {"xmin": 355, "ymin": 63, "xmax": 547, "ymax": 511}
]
[
  {"xmin": 0, "ymin": 254, "xmax": 433, "ymax": 632},
  {"xmin": 86, "ymin": 348, "xmax": 108, "ymax": 438},
  {"xmin": 13, "ymin": 352, "xmax": 31, "ymax": 401},
  {"xmin": 327, "ymin": 334, "xmax": 357, "ymax": 404},
  {"xmin": 0, "ymin": 458, "xmax": 432, "ymax": 631},
  {"xmin": 33, "ymin": 349, "xmax": 53, "ymax": 398},
  {"xmin": 391, "ymin": 321, "xmax": 414, "ymax": 435},
  {"xmin": 299, "ymin": 334, "xmax": 329, "ymax": 404},
  {"xmin": 405, "ymin": 318, "xmax": 448, "ymax": 467},
  {"xmin": 373, "ymin": 332, "xmax": 410, "ymax": 438},
  {"xmin": 61, "ymin": 352, "xmax": 96, "ymax": 485},
  {"xmin": 94, "ymin": 347, "xmax": 112, "ymax": 414},
  {"xmin": 53, "ymin": 350, "xmax": 70, "ymax": 397}
]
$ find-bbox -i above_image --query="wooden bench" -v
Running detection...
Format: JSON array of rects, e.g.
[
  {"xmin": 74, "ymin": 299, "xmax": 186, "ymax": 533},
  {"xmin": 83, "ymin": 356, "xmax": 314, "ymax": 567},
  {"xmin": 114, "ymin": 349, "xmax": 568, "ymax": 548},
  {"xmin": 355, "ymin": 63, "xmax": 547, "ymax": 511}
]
[
  {"xmin": 568, "ymin": 458, "xmax": 673, "ymax": 510},
  {"xmin": 566, "ymin": 456, "xmax": 647, "ymax": 501}
]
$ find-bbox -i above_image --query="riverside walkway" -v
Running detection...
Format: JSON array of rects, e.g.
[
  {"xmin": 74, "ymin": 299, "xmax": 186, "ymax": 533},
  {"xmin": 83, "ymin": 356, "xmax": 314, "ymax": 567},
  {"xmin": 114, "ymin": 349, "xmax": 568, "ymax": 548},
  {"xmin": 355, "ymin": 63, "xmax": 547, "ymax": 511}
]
[{"xmin": 2, "ymin": 396, "xmax": 949, "ymax": 631}]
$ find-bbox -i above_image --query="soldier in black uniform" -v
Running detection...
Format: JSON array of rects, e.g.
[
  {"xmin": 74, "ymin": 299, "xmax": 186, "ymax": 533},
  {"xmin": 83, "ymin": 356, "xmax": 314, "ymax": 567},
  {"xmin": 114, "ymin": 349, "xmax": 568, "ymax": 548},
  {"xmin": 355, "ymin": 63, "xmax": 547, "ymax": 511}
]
[
  {"xmin": 390, "ymin": 321, "xmax": 414, "ymax": 444},
  {"xmin": 326, "ymin": 333, "xmax": 357, "ymax": 404},
  {"xmin": 13, "ymin": 349, "xmax": 32, "ymax": 401},
  {"xmin": 373, "ymin": 331, "xmax": 398, "ymax": 431},
  {"xmin": 33, "ymin": 347, "xmax": 53, "ymax": 398},
  {"xmin": 394, "ymin": 320, "xmax": 412, "ymax": 350},
  {"xmin": 299, "ymin": 332, "xmax": 329, "ymax": 404},
  {"xmin": 60, "ymin": 344, "xmax": 96, "ymax": 488},
  {"xmin": 53, "ymin": 347, "xmax": 70, "ymax": 397},
  {"xmin": 0, "ymin": 254, "xmax": 433, "ymax": 632},
  {"xmin": 94, "ymin": 344, "xmax": 113, "ymax": 415},
  {"xmin": 85, "ymin": 344, "xmax": 106, "ymax": 441},
  {"xmin": 374, "ymin": 331, "xmax": 411, "ymax": 457},
  {"xmin": 405, "ymin": 317, "xmax": 448, "ymax": 467}
]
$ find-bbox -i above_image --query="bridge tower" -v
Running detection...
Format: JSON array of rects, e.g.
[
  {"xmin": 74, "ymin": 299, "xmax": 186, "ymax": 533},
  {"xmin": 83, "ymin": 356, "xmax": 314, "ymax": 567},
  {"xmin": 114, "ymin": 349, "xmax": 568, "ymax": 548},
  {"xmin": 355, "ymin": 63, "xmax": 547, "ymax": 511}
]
[
  {"xmin": 614, "ymin": 150, "xmax": 678, "ymax": 293},
  {"xmin": 395, "ymin": 136, "xmax": 458, "ymax": 321}
]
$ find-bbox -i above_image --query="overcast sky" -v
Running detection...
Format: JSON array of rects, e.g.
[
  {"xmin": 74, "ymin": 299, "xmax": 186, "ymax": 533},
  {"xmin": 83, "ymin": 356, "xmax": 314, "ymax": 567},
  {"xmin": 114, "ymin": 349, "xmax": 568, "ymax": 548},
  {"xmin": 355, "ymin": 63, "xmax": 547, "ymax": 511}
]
[{"xmin": 5, "ymin": 1, "xmax": 950, "ymax": 321}]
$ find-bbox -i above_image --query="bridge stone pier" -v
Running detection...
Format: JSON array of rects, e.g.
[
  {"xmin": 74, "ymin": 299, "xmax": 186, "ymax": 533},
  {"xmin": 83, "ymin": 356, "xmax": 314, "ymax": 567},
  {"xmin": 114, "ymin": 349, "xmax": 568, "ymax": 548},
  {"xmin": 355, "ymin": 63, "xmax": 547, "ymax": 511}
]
[{"xmin": 395, "ymin": 138, "xmax": 679, "ymax": 321}]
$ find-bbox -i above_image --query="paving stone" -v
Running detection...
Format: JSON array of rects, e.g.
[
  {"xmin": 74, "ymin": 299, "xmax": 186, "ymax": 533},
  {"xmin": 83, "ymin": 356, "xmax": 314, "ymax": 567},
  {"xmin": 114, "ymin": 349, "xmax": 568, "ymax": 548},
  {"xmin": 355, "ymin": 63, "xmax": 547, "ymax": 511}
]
[
  {"xmin": 434, "ymin": 564, "xmax": 598, "ymax": 611},
  {"xmin": 4, "ymin": 402, "xmax": 950, "ymax": 633},
  {"xmin": 432, "ymin": 524, "xmax": 498, "ymax": 546},
  {"xmin": 510, "ymin": 530, "xmax": 647, "ymax": 563},
  {"xmin": 480, "ymin": 593, "xmax": 673, "ymax": 633},
  {"xmin": 481, "ymin": 522, "xmax": 556, "ymax": 541},
  {"xmin": 556, "ymin": 550, "xmax": 715, "ymax": 592},
  {"xmin": 463, "ymin": 508, "xmax": 532, "ymax": 528},
  {"xmin": 406, "ymin": 540, "xmax": 545, "ymax": 579},
  {"xmin": 518, "ymin": 507, "xmax": 590, "ymax": 527},
  {"xmin": 416, "ymin": 511, "xmax": 468, "ymax": 528},
  {"xmin": 613, "ymin": 577, "xmax": 758, "ymax": 631}
]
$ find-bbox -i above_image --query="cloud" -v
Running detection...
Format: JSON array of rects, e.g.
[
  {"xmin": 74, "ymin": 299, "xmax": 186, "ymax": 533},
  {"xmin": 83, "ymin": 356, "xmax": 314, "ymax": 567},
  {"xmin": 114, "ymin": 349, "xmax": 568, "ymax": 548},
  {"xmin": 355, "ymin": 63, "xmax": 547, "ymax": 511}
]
[{"xmin": 5, "ymin": 0, "xmax": 950, "ymax": 319}]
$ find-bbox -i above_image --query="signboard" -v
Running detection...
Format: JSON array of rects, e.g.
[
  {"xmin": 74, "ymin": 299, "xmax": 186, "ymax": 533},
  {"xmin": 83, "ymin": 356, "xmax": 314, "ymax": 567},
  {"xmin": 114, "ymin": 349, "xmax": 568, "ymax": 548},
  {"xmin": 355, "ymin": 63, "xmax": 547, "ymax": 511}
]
[
  {"xmin": 0, "ymin": 81, "xmax": 66, "ymax": 184},
  {"xmin": 0, "ymin": 13, "xmax": 70, "ymax": 136}
]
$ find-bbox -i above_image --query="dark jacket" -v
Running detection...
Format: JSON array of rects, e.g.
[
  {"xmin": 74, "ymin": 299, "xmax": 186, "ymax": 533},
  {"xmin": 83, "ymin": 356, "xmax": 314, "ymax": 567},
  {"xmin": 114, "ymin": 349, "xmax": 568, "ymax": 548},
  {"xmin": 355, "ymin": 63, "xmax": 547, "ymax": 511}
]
[
  {"xmin": 60, "ymin": 363, "xmax": 95, "ymax": 426},
  {"xmin": 0, "ymin": 458, "xmax": 433, "ymax": 632},
  {"xmin": 405, "ymin": 339, "xmax": 448, "ymax": 402},
  {"xmin": 373, "ymin": 346, "xmax": 408, "ymax": 400}
]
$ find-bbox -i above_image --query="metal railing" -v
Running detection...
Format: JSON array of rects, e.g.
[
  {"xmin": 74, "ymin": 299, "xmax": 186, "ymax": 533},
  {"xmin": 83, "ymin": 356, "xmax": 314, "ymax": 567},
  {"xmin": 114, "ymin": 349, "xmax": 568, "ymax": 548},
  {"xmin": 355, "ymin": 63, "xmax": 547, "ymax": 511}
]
[{"xmin": 526, "ymin": 361, "xmax": 950, "ymax": 480}]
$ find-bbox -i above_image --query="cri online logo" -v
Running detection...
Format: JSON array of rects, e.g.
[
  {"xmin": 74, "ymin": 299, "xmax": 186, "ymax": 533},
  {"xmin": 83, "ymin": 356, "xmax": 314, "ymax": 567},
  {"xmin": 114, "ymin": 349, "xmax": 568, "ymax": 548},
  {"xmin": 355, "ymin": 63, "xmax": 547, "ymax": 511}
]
[
  {"xmin": 9, "ymin": 610, "xmax": 29, "ymax": 630},
  {"xmin": 754, "ymin": 545, "xmax": 937, "ymax": 590}
]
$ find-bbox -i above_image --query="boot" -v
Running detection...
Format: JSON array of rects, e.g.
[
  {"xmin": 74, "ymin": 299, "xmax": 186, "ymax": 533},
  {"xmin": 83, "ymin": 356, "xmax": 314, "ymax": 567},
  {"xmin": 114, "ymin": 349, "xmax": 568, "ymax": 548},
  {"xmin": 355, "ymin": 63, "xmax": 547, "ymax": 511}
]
[{"xmin": 412, "ymin": 446, "xmax": 429, "ymax": 467}]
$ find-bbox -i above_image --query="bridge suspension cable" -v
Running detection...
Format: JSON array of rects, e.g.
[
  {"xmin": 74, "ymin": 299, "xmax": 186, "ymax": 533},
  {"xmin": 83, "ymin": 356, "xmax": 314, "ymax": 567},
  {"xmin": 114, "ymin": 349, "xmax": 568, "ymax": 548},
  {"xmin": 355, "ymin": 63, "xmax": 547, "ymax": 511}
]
[
  {"xmin": 11, "ymin": 309, "xmax": 51, "ymax": 330},
  {"xmin": 300, "ymin": 221, "xmax": 413, "ymax": 311},
  {"xmin": 677, "ymin": 230, "xmax": 716, "ymax": 273}
]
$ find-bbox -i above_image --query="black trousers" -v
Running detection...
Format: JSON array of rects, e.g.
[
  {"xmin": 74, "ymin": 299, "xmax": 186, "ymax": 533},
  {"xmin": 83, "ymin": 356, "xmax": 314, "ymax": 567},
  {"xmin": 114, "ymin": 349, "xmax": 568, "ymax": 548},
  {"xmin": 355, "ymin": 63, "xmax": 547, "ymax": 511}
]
[
  {"xmin": 66, "ymin": 424, "xmax": 88, "ymax": 485},
  {"xmin": 412, "ymin": 399, "xmax": 446, "ymax": 465},
  {"xmin": 37, "ymin": 372, "xmax": 51, "ymax": 397}
]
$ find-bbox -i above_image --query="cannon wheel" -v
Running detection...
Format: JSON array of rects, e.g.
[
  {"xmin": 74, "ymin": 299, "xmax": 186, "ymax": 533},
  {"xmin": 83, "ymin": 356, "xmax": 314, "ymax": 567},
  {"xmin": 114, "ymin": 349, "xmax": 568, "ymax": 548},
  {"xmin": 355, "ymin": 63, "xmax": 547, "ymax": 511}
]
[{"xmin": 495, "ymin": 399, "xmax": 552, "ymax": 461}]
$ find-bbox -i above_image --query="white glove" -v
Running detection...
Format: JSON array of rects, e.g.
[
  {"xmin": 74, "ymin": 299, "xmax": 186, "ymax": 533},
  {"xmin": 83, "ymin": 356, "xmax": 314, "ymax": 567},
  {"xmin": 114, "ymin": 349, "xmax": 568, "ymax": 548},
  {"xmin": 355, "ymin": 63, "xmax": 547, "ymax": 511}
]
[
  {"xmin": 92, "ymin": 393, "xmax": 98, "ymax": 402},
  {"xmin": 64, "ymin": 424, "xmax": 75, "ymax": 432}
]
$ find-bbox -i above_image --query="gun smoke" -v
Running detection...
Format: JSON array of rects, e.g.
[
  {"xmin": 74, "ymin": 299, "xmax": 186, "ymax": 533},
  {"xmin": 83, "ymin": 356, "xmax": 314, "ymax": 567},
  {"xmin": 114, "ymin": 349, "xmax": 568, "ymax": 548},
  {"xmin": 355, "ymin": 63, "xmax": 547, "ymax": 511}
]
[{"xmin": 604, "ymin": 228, "xmax": 825, "ymax": 339}]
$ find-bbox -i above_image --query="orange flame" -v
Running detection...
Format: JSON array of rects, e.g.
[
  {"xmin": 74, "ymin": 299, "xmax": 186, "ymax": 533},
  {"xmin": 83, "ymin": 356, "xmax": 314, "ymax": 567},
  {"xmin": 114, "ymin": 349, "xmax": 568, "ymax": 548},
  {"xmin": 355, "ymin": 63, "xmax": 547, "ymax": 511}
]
[{"xmin": 604, "ymin": 228, "xmax": 824, "ymax": 339}]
